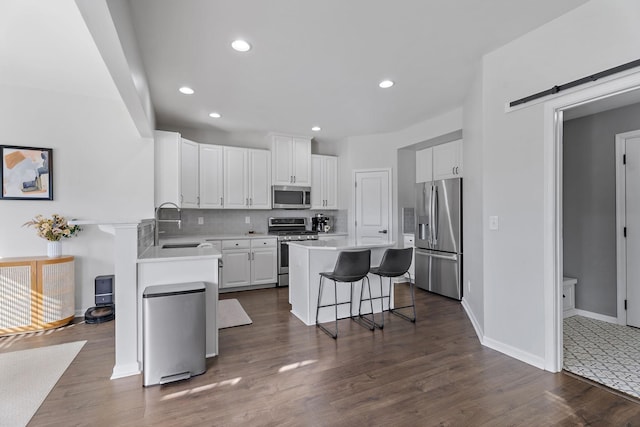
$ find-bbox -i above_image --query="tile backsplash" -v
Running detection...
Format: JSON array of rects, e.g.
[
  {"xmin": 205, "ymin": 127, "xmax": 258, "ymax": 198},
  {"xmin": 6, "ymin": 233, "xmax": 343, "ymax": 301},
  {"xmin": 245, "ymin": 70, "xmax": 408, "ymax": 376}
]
[{"xmin": 158, "ymin": 209, "xmax": 347, "ymax": 238}]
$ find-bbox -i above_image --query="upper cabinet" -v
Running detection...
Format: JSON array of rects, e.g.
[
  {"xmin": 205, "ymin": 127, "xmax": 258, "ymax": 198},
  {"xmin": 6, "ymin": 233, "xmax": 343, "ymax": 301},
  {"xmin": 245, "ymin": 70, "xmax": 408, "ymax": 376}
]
[
  {"xmin": 416, "ymin": 139, "xmax": 463, "ymax": 183},
  {"xmin": 415, "ymin": 146, "xmax": 433, "ymax": 183},
  {"xmin": 180, "ymin": 138, "xmax": 200, "ymax": 208},
  {"xmin": 199, "ymin": 144, "xmax": 224, "ymax": 208},
  {"xmin": 271, "ymin": 134, "xmax": 311, "ymax": 186},
  {"xmin": 223, "ymin": 147, "xmax": 271, "ymax": 209},
  {"xmin": 155, "ymin": 130, "xmax": 224, "ymax": 208},
  {"xmin": 311, "ymin": 155, "xmax": 338, "ymax": 209}
]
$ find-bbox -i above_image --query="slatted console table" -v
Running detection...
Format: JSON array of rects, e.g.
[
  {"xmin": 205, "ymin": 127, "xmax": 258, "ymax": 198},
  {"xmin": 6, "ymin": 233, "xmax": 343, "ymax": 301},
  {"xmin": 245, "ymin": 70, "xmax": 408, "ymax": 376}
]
[{"xmin": 0, "ymin": 256, "xmax": 75, "ymax": 335}]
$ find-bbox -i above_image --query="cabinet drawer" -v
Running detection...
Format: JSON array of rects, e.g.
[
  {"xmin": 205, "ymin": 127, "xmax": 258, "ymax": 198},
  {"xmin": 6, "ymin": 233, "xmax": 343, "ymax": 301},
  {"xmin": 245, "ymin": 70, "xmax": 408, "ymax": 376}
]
[
  {"xmin": 222, "ymin": 239, "xmax": 250, "ymax": 250},
  {"xmin": 251, "ymin": 238, "xmax": 276, "ymax": 248}
]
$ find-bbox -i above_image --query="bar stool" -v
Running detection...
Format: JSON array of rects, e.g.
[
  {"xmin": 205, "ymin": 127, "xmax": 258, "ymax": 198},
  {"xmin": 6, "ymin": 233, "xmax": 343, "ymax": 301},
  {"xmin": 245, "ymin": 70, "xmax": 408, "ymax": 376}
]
[
  {"xmin": 368, "ymin": 247, "xmax": 416, "ymax": 328},
  {"xmin": 316, "ymin": 249, "xmax": 374, "ymax": 339}
]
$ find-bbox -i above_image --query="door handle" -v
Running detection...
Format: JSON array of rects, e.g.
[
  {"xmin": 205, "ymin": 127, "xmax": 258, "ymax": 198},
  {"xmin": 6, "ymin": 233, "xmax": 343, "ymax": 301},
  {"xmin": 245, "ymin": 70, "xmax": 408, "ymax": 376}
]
[
  {"xmin": 378, "ymin": 230, "xmax": 388, "ymax": 234},
  {"xmin": 250, "ymin": 198, "xmax": 253, "ymax": 206},
  {"xmin": 220, "ymin": 197, "xmax": 223, "ymax": 206}
]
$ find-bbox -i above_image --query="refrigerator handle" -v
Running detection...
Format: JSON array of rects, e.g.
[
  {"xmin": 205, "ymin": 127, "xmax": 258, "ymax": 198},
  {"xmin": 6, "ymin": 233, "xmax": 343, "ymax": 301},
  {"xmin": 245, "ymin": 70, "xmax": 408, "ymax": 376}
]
[
  {"xmin": 433, "ymin": 185, "xmax": 439, "ymax": 245},
  {"xmin": 428, "ymin": 184, "xmax": 434, "ymax": 246}
]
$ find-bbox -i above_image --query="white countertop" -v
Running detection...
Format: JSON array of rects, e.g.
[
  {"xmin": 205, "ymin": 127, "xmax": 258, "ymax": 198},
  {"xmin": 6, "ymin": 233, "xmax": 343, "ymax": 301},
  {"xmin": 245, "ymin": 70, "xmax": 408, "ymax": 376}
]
[
  {"xmin": 287, "ymin": 238, "xmax": 395, "ymax": 251},
  {"xmin": 138, "ymin": 246, "xmax": 221, "ymax": 263},
  {"xmin": 159, "ymin": 234, "xmax": 275, "ymax": 245}
]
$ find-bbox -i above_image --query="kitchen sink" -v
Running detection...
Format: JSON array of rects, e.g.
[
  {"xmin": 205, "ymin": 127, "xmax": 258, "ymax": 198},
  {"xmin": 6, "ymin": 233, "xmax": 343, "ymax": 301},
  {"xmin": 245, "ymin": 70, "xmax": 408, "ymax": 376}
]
[{"xmin": 161, "ymin": 243, "xmax": 200, "ymax": 249}]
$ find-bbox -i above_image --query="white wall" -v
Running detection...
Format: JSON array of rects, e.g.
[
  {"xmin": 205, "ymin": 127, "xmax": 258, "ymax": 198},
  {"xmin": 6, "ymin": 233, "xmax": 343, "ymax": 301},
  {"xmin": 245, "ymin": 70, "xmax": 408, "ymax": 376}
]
[
  {"xmin": 344, "ymin": 108, "xmax": 463, "ymax": 240},
  {"xmin": 0, "ymin": 0, "xmax": 154, "ymax": 313},
  {"xmin": 481, "ymin": 0, "xmax": 640, "ymax": 365},
  {"xmin": 461, "ymin": 60, "xmax": 485, "ymax": 333}
]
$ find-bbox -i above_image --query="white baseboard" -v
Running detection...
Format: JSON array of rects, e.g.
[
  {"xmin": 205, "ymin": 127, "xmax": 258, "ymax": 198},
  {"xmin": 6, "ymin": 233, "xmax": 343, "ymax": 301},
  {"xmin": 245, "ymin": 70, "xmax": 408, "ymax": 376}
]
[
  {"xmin": 482, "ymin": 337, "xmax": 546, "ymax": 370},
  {"xmin": 461, "ymin": 298, "xmax": 483, "ymax": 343},
  {"xmin": 460, "ymin": 299, "xmax": 544, "ymax": 370},
  {"xmin": 573, "ymin": 309, "xmax": 618, "ymax": 324}
]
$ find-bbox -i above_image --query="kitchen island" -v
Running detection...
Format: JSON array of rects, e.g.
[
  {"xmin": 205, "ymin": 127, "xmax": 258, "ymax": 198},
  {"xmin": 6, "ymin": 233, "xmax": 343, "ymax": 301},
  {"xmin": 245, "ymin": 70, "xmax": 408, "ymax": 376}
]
[{"xmin": 288, "ymin": 238, "xmax": 395, "ymax": 325}]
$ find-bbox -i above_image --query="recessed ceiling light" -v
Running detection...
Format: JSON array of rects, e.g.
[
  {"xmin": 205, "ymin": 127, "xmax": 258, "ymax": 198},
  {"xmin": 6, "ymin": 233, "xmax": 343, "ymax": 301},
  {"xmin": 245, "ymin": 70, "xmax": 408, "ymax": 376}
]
[
  {"xmin": 379, "ymin": 80, "xmax": 394, "ymax": 89},
  {"xmin": 311, "ymin": 126, "xmax": 321, "ymax": 132},
  {"xmin": 179, "ymin": 86, "xmax": 194, "ymax": 95},
  {"xmin": 231, "ymin": 39, "xmax": 251, "ymax": 52},
  {"xmin": 209, "ymin": 112, "xmax": 221, "ymax": 118}
]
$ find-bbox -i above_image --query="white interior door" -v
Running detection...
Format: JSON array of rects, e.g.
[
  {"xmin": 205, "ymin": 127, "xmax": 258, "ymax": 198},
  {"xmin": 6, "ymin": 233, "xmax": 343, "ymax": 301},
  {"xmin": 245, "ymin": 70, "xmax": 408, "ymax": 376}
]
[
  {"xmin": 354, "ymin": 169, "xmax": 391, "ymax": 244},
  {"xmin": 626, "ymin": 135, "xmax": 640, "ymax": 327}
]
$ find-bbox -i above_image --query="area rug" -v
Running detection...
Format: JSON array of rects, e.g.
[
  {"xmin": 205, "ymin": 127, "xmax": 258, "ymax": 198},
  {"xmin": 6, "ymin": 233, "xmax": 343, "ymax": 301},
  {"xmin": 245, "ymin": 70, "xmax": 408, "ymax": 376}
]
[
  {"xmin": 218, "ymin": 299, "xmax": 252, "ymax": 329},
  {"xmin": 0, "ymin": 340, "xmax": 86, "ymax": 427},
  {"xmin": 564, "ymin": 315, "xmax": 640, "ymax": 399}
]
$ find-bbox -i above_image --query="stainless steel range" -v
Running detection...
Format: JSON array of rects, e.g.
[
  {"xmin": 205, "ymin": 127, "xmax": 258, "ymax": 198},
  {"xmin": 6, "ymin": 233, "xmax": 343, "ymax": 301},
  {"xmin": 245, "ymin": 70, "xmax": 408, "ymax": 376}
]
[{"xmin": 268, "ymin": 217, "xmax": 318, "ymax": 287}]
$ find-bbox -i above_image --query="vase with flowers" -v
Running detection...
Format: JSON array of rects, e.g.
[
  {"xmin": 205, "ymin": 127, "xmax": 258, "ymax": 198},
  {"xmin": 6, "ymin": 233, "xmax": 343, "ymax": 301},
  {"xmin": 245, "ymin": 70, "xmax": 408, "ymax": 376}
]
[{"xmin": 23, "ymin": 214, "xmax": 81, "ymax": 257}]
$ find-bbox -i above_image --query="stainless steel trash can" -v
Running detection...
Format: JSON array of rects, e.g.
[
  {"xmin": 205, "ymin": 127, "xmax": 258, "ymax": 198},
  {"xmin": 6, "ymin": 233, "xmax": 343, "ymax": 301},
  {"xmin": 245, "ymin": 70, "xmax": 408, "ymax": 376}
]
[{"xmin": 143, "ymin": 281, "xmax": 206, "ymax": 387}]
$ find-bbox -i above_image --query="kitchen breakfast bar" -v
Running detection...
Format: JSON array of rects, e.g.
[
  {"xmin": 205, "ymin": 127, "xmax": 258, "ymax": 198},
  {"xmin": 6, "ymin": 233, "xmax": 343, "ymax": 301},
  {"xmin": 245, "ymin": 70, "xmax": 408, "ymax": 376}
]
[{"xmin": 287, "ymin": 239, "xmax": 395, "ymax": 325}]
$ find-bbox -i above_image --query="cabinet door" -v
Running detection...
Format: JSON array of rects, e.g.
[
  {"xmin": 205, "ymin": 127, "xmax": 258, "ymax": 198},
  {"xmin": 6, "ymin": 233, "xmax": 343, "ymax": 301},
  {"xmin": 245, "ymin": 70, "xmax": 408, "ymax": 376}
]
[
  {"xmin": 415, "ymin": 147, "xmax": 433, "ymax": 183},
  {"xmin": 154, "ymin": 131, "xmax": 182, "ymax": 207},
  {"xmin": 223, "ymin": 147, "xmax": 248, "ymax": 209},
  {"xmin": 181, "ymin": 139, "xmax": 200, "ymax": 208},
  {"xmin": 292, "ymin": 137, "xmax": 311, "ymax": 186},
  {"xmin": 272, "ymin": 135, "xmax": 293, "ymax": 185},
  {"xmin": 311, "ymin": 155, "xmax": 323, "ymax": 209},
  {"xmin": 403, "ymin": 235, "xmax": 415, "ymax": 280},
  {"xmin": 323, "ymin": 156, "xmax": 338, "ymax": 209},
  {"xmin": 433, "ymin": 139, "xmax": 463, "ymax": 180},
  {"xmin": 199, "ymin": 144, "xmax": 224, "ymax": 208},
  {"xmin": 248, "ymin": 149, "xmax": 271, "ymax": 209},
  {"xmin": 221, "ymin": 250, "xmax": 251, "ymax": 288},
  {"xmin": 251, "ymin": 248, "xmax": 277, "ymax": 285}
]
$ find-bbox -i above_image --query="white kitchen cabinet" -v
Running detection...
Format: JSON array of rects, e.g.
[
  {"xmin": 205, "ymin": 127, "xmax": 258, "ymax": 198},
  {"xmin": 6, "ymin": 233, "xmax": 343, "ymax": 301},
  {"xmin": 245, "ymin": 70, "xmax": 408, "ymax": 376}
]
[
  {"xmin": 180, "ymin": 138, "xmax": 200, "ymax": 208},
  {"xmin": 221, "ymin": 252, "xmax": 251, "ymax": 288},
  {"xmin": 403, "ymin": 234, "xmax": 415, "ymax": 281},
  {"xmin": 415, "ymin": 147, "xmax": 433, "ymax": 183},
  {"xmin": 199, "ymin": 144, "xmax": 224, "ymax": 208},
  {"xmin": 154, "ymin": 131, "xmax": 225, "ymax": 209},
  {"xmin": 415, "ymin": 139, "xmax": 463, "ymax": 183},
  {"xmin": 311, "ymin": 155, "xmax": 338, "ymax": 209},
  {"xmin": 433, "ymin": 139, "xmax": 463, "ymax": 180},
  {"xmin": 221, "ymin": 238, "xmax": 277, "ymax": 289},
  {"xmin": 271, "ymin": 134, "xmax": 311, "ymax": 186},
  {"xmin": 223, "ymin": 147, "xmax": 271, "ymax": 209},
  {"xmin": 250, "ymin": 238, "xmax": 277, "ymax": 285}
]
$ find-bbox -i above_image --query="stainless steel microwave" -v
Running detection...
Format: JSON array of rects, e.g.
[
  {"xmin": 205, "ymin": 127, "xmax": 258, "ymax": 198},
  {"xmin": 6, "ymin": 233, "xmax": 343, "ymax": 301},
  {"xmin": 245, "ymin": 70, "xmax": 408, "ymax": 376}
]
[{"xmin": 272, "ymin": 186, "xmax": 311, "ymax": 209}]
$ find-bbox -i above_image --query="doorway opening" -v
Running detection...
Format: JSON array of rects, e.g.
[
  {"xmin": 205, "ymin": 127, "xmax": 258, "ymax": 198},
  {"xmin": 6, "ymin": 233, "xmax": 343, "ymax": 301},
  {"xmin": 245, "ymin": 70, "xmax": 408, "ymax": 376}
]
[{"xmin": 546, "ymin": 72, "xmax": 640, "ymax": 398}]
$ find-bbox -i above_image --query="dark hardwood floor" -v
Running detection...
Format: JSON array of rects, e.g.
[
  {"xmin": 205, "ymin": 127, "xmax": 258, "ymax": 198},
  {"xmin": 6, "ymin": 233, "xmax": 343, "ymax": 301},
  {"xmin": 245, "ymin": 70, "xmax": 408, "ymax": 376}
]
[{"xmin": 2, "ymin": 285, "xmax": 640, "ymax": 426}]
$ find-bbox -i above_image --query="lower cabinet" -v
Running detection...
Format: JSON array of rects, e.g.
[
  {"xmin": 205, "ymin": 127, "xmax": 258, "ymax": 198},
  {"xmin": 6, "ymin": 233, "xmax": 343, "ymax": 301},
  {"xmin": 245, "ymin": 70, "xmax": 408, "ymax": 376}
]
[
  {"xmin": 403, "ymin": 234, "xmax": 415, "ymax": 281},
  {"xmin": 0, "ymin": 256, "xmax": 75, "ymax": 335},
  {"xmin": 221, "ymin": 238, "xmax": 277, "ymax": 289}
]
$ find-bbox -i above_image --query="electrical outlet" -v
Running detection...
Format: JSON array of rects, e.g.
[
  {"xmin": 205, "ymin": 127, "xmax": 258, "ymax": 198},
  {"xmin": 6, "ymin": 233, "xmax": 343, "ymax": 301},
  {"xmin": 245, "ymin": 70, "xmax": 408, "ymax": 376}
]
[
  {"xmin": 489, "ymin": 216, "xmax": 499, "ymax": 230},
  {"xmin": 245, "ymin": 216, "xmax": 251, "ymax": 224},
  {"xmin": 197, "ymin": 217, "xmax": 204, "ymax": 225},
  {"xmin": 467, "ymin": 280, "xmax": 471, "ymax": 294}
]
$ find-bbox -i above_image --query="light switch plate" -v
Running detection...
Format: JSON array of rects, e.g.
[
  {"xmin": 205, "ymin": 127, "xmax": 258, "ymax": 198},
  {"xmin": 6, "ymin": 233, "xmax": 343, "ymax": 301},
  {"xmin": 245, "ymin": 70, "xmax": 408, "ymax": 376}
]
[
  {"xmin": 489, "ymin": 216, "xmax": 499, "ymax": 230},
  {"xmin": 197, "ymin": 217, "xmax": 204, "ymax": 225},
  {"xmin": 245, "ymin": 216, "xmax": 251, "ymax": 224}
]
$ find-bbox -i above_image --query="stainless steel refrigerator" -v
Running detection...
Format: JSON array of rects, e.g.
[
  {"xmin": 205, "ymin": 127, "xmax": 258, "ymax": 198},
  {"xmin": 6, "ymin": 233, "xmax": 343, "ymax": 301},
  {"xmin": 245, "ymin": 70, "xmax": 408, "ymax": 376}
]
[{"xmin": 415, "ymin": 177, "xmax": 462, "ymax": 300}]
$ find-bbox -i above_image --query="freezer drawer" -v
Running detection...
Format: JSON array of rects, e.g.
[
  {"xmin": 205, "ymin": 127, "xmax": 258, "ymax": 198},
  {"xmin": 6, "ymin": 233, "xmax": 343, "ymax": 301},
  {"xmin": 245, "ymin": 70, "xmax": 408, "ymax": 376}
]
[{"xmin": 414, "ymin": 248, "xmax": 462, "ymax": 300}]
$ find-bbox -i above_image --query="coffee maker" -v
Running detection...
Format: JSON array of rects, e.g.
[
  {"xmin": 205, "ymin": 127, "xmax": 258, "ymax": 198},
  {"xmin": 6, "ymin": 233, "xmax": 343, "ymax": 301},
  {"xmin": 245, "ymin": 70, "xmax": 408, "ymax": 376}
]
[{"xmin": 312, "ymin": 213, "xmax": 331, "ymax": 233}]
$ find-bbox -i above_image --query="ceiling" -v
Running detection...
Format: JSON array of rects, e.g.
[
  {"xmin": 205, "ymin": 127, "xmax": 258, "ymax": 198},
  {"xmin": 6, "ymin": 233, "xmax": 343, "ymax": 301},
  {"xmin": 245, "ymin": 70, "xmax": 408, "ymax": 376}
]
[{"xmin": 127, "ymin": 0, "xmax": 590, "ymax": 143}]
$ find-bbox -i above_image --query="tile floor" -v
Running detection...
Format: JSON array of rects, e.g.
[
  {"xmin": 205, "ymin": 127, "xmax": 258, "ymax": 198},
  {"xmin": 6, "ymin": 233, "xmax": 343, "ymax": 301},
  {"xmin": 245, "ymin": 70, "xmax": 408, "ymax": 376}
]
[{"xmin": 564, "ymin": 315, "xmax": 640, "ymax": 399}]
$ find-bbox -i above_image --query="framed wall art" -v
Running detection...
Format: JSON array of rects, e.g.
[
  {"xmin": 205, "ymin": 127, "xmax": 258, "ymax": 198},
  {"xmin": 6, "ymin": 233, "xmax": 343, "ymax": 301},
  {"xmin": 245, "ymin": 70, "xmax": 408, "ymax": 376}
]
[{"xmin": 1, "ymin": 145, "xmax": 53, "ymax": 200}]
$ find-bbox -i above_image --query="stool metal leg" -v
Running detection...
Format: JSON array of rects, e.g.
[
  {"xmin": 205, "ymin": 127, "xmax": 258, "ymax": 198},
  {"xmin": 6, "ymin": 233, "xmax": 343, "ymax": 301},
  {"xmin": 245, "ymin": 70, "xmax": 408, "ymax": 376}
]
[
  {"xmin": 316, "ymin": 275, "xmax": 339, "ymax": 339},
  {"xmin": 389, "ymin": 273, "xmax": 416, "ymax": 323},
  {"xmin": 356, "ymin": 276, "xmax": 377, "ymax": 330}
]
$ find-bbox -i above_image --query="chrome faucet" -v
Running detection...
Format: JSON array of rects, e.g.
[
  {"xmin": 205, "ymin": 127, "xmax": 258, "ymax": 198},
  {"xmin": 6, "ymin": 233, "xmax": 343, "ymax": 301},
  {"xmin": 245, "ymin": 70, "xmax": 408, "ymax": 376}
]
[{"xmin": 154, "ymin": 202, "xmax": 182, "ymax": 246}]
